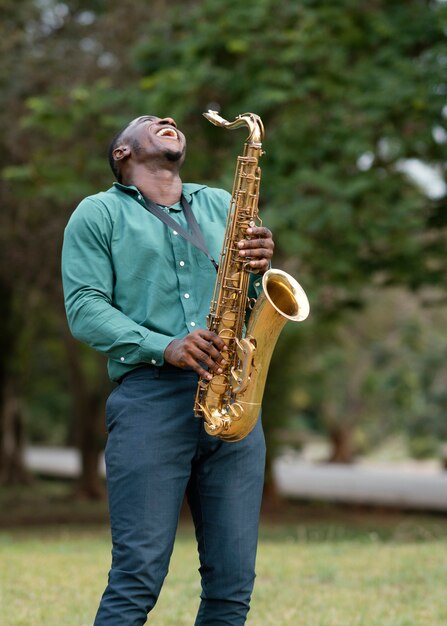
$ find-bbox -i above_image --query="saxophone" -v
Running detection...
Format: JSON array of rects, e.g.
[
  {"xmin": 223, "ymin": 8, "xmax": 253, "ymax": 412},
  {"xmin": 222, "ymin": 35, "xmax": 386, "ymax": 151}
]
[{"xmin": 194, "ymin": 110, "xmax": 310, "ymax": 441}]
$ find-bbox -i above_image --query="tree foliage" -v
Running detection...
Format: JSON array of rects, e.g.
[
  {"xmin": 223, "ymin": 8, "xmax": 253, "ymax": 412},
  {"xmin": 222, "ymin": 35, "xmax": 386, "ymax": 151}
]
[
  {"xmin": 20, "ymin": 1, "xmax": 447, "ymax": 301},
  {"xmin": 132, "ymin": 0, "xmax": 447, "ymax": 300},
  {"xmin": 1, "ymin": 0, "xmax": 446, "ymax": 482}
]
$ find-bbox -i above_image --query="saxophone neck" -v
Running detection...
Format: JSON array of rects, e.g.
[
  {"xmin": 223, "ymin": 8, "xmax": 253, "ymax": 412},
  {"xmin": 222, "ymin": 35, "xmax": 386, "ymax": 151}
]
[{"xmin": 203, "ymin": 110, "xmax": 264, "ymax": 147}]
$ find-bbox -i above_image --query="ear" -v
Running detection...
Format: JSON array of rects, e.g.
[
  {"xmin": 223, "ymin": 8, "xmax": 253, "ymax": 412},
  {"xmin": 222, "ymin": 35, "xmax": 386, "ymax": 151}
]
[{"xmin": 112, "ymin": 144, "xmax": 131, "ymax": 162}]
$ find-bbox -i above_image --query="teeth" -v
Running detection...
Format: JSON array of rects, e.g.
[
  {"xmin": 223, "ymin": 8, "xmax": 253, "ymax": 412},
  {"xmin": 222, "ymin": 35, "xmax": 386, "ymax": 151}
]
[{"xmin": 157, "ymin": 128, "xmax": 178, "ymax": 139}]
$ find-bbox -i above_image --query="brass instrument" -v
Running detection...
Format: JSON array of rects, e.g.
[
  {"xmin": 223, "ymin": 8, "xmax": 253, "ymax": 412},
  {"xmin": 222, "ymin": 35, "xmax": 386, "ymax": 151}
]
[{"xmin": 194, "ymin": 110, "xmax": 310, "ymax": 441}]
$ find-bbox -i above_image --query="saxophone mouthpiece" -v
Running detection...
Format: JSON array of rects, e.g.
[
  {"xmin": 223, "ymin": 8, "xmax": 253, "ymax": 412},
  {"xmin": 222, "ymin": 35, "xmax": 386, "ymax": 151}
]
[
  {"xmin": 203, "ymin": 110, "xmax": 227, "ymax": 126},
  {"xmin": 203, "ymin": 109, "xmax": 264, "ymax": 144}
]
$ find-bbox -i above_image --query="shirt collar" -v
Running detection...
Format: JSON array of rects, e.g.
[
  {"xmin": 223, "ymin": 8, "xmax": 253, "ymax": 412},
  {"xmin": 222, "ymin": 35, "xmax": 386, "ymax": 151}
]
[{"xmin": 112, "ymin": 181, "xmax": 207, "ymax": 211}]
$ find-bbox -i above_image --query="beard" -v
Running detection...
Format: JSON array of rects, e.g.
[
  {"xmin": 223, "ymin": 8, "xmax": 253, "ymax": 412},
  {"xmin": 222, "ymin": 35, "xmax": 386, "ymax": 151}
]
[
  {"xmin": 165, "ymin": 149, "xmax": 184, "ymax": 162},
  {"xmin": 131, "ymin": 135, "xmax": 186, "ymax": 166}
]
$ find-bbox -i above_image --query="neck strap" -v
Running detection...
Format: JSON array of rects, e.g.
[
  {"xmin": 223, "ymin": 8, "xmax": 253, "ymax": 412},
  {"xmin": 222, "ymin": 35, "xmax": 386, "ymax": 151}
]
[{"xmin": 141, "ymin": 194, "xmax": 218, "ymax": 271}]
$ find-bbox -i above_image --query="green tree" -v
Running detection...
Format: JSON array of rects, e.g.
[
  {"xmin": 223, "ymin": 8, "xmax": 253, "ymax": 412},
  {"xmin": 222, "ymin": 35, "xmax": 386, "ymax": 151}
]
[
  {"xmin": 2, "ymin": 0, "xmax": 446, "ymax": 483},
  {"xmin": 0, "ymin": 0, "xmax": 147, "ymax": 491}
]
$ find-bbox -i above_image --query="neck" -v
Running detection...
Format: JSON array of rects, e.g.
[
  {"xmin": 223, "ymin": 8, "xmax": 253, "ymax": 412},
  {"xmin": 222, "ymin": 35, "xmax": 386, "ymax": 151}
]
[{"xmin": 125, "ymin": 164, "xmax": 183, "ymax": 206}]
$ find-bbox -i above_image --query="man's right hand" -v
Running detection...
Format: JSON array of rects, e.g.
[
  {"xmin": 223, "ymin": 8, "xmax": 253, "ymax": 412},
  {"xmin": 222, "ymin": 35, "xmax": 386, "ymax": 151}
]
[{"xmin": 164, "ymin": 330, "xmax": 228, "ymax": 380}]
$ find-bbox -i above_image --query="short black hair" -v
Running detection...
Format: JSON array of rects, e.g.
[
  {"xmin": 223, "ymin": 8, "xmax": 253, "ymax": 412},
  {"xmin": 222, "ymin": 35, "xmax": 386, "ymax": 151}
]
[
  {"xmin": 108, "ymin": 122, "xmax": 132, "ymax": 183},
  {"xmin": 108, "ymin": 116, "xmax": 159, "ymax": 182}
]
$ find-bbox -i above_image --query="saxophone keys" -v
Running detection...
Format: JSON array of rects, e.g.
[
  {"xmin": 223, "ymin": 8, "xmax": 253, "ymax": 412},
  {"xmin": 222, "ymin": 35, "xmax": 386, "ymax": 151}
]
[
  {"xmin": 228, "ymin": 402, "xmax": 244, "ymax": 421},
  {"xmin": 209, "ymin": 374, "xmax": 227, "ymax": 394}
]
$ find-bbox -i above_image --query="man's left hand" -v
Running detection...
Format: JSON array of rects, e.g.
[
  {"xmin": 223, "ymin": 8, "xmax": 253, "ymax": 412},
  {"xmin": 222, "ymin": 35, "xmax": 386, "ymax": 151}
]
[{"xmin": 237, "ymin": 226, "xmax": 274, "ymax": 274}]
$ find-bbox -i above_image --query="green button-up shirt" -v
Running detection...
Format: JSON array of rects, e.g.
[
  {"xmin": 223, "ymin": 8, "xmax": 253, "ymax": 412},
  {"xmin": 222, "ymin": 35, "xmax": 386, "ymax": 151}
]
[{"xmin": 62, "ymin": 182, "xmax": 263, "ymax": 381}]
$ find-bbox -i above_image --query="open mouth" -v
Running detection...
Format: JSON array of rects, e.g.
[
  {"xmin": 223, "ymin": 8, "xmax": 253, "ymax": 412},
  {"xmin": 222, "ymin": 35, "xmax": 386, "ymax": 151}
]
[{"xmin": 156, "ymin": 127, "xmax": 179, "ymax": 140}]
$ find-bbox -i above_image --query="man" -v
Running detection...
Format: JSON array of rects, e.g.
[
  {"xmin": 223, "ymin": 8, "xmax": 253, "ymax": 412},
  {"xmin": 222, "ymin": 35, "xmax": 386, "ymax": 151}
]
[{"xmin": 61, "ymin": 114, "xmax": 274, "ymax": 625}]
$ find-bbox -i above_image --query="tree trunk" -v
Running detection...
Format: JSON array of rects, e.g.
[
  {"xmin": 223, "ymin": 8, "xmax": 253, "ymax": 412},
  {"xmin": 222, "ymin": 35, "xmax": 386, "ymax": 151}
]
[
  {"xmin": 77, "ymin": 395, "xmax": 106, "ymax": 500},
  {"xmin": 328, "ymin": 423, "xmax": 354, "ymax": 464},
  {"xmin": 63, "ymin": 331, "xmax": 107, "ymax": 499},
  {"xmin": 0, "ymin": 282, "xmax": 30, "ymax": 485},
  {"xmin": 0, "ymin": 376, "xmax": 31, "ymax": 484}
]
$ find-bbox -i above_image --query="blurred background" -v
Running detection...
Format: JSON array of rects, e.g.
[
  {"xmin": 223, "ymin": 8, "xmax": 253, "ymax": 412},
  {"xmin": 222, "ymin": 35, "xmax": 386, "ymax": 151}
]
[{"xmin": 1, "ymin": 0, "xmax": 447, "ymax": 509}]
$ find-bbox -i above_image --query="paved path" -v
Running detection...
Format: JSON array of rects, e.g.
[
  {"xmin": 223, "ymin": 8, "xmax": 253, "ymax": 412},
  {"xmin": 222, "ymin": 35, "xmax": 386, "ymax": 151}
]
[
  {"xmin": 24, "ymin": 446, "xmax": 447, "ymax": 511},
  {"xmin": 274, "ymin": 456, "xmax": 447, "ymax": 512},
  {"xmin": 24, "ymin": 446, "xmax": 105, "ymax": 478}
]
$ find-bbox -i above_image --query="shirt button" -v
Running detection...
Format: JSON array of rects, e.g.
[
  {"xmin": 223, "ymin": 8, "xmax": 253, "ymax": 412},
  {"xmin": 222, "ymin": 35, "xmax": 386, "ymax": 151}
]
[
  {"xmin": 179, "ymin": 261, "xmax": 185, "ymax": 267},
  {"xmin": 120, "ymin": 357, "xmax": 125, "ymax": 362},
  {"xmin": 151, "ymin": 359, "xmax": 156, "ymax": 365},
  {"xmin": 173, "ymin": 230, "xmax": 178, "ymax": 235},
  {"xmin": 190, "ymin": 321, "xmax": 196, "ymax": 327},
  {"xmin": 255, "ymin": 282, "xmax": 260, "ymax": 287},
  {"xmin": 184, "ymin": 293, "xmax": 190, "ymax": 299}
]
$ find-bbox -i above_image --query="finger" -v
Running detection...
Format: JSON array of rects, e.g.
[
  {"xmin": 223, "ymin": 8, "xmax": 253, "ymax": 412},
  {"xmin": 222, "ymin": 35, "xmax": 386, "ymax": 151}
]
[
  {"xmin": 239, "ymin": 246, "xmax": 273, "ymax": 258},
  {"xmin": 238, "ymin": 239, "xmax": 272, "ymax": 251},
  {"xmin": 194, "ymin": 348, "xmax": 224, "ymax": 374},
  {"xmin": 195, "ymin": 363, "xmax": 213, "ymax": 380},
  {"xmin": 199, "ymin": 330, "xmax": 228, "ymax": 352},
  {"xmin": 181, "ymin": 348, "xmax": 214, "ymax": 379},
  {"xmin": 238, "ymin": 235, "xmax": 274, "ymax": 253},
  {"xmin": 248, "ymin": 259, "xmax": 269, "ymax": 271},
  {"xmin": 186, "ymin": 334, "xmax": 226, "ymax": 364},
  {"xmin": 246, "ymin": 226, "xmax": 272, "ymax": 238},
  {"xmin": 197, "ymin": 338, "xmax": 227, "ymax": 365}
]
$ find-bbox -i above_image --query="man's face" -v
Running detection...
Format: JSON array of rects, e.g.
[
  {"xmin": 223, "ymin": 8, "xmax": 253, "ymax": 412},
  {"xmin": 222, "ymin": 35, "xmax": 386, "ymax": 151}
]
[{"xmin": 122, "ymin": 115, "xmax": 187, "ymax": 165}]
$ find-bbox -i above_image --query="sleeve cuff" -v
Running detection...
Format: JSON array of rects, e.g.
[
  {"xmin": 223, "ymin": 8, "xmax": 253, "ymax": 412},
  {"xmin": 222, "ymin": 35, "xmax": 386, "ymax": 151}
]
[
  {"xmin": 139, "ymin": 331, "xmax": 173, "ymax": 366},
  {"xmin": 252, "ymin": 276, "xmax": 263, "ymax": 296},
  {"xmin": 248, "ymin": 272, "xmax": 265, "ymax": 299}
]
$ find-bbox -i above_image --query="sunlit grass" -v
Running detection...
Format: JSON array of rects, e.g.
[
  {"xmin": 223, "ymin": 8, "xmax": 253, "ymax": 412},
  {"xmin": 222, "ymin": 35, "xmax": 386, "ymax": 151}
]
[{"xmin": 1, "ymin": 519, "xmax": 447, "ymax": 626}]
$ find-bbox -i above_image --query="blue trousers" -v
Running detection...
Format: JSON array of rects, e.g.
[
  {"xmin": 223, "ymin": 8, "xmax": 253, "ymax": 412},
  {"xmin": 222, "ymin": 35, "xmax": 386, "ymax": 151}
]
[{"xmin": 94, "ymin": 365, "xmax": 266, "ymax": 626}]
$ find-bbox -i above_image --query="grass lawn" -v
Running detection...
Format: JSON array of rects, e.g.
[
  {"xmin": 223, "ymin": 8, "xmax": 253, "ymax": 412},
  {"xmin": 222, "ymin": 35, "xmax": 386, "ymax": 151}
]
[{"xmin": 1, "ymin": 509, "xmax": 447, "ymax": 626}]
